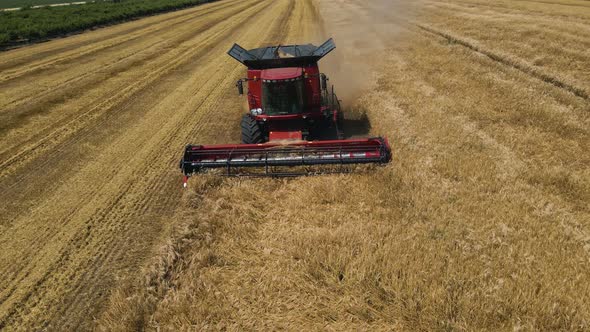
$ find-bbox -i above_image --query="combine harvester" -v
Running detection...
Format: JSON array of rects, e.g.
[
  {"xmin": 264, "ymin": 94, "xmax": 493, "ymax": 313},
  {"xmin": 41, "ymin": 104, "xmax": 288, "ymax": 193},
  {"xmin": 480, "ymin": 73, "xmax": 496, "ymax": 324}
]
[{"xmin": 180, "ymin": 39, "xmax": 391, "ymax": 186}]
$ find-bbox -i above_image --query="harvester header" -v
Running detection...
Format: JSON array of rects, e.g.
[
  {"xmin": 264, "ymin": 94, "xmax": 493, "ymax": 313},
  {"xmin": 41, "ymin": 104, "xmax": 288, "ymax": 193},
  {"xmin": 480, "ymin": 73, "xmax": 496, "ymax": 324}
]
[{"xmin": 179, "ymin": 38, "xmax": 391, "ymax": 185}]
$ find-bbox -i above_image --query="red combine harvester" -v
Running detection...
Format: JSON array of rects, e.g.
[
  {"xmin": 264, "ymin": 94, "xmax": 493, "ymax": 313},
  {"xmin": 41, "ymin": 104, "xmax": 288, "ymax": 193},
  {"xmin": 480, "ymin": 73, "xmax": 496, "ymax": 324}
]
[{"xmin": 180, "ymin": 39, "xmax": 391, "ymax": 185}]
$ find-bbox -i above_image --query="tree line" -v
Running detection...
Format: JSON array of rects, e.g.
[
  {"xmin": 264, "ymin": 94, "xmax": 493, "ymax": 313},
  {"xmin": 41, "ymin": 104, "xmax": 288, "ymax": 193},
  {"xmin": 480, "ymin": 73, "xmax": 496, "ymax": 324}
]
[{"xmin": 0, "ymin": 0, "xmax": 214, "ymax": 47}]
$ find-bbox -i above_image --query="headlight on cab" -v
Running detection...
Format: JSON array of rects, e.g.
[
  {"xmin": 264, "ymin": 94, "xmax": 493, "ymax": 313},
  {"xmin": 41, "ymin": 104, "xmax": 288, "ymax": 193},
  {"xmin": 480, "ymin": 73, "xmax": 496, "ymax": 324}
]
[{"xmin": 250, "ymin": 108, "xmax": 263, "ymax": 115}]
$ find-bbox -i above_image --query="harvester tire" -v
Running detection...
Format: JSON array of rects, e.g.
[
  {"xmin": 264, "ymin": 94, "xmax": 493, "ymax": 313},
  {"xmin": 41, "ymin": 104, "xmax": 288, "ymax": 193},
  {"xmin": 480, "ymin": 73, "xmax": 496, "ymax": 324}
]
[{"xmin": 241, "ymin": 115, "xmax": 263, "ymax": 144}]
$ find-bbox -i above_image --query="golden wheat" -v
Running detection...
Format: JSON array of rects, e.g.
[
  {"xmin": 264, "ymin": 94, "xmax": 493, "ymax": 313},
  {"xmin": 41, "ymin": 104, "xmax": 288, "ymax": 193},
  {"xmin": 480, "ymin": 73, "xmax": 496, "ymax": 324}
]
[
  {"xmin": 0, "ymin": 0, "xmax": 588, "ymax": 330},
  {"xmin": 97, "ymin": 0, "xmax": 589, "ymax": 330}
]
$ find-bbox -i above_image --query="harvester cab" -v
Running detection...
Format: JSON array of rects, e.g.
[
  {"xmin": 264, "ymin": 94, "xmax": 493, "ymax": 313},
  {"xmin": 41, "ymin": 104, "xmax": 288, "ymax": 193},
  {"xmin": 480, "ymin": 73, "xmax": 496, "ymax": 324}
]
[
  {"xmin": 230, "ymin": 38, "xmax": 340, "ymax": 142},
  {"xmin": 180, "ymin": 39, "xmax": 391, "ymax": 185}
]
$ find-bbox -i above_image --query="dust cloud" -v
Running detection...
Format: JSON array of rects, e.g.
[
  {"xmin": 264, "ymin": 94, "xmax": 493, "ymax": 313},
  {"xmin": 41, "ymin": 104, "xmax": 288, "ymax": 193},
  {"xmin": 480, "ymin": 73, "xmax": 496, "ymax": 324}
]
[{"xmin": 314, "ymin": 0, "xmax": 417, "ymax": 106}]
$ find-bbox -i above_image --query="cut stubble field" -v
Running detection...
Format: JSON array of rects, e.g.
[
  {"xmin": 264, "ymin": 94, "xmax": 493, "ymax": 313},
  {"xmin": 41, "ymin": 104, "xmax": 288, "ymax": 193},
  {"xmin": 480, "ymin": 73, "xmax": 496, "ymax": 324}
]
[{"xmin": 0, "ymin": 0, "xmax": 588, "ymax": 330}]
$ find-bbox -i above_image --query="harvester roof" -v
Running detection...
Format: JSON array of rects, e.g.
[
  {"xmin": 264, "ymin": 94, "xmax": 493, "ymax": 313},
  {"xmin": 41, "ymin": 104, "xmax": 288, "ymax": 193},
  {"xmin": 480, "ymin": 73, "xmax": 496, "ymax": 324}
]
[
  {"xmin": 261, "ymin": 67, "xmax": 302, "ymax": 81},
  {"xmin": 228, "ymin": 38, "xmax": 336, "ymax": 69}
]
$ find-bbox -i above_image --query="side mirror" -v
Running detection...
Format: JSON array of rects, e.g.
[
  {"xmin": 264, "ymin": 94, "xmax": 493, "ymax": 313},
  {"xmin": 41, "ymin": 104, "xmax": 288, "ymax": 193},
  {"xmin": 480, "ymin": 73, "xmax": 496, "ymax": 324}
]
[
  {"xmin": 320, "ymin": 74, "xmax": 328, "ymax": 91},
  {"xmin": 236, "ymin": 80, "xmax": 244, "ymax": 95}
]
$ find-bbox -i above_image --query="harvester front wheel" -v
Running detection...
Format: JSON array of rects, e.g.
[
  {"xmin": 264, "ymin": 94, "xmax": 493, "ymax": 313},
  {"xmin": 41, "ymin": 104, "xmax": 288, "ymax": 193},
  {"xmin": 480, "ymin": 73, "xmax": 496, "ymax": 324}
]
[{"xmin": 241, "ymin": 115, "xmax": 264, "ymax": 144}]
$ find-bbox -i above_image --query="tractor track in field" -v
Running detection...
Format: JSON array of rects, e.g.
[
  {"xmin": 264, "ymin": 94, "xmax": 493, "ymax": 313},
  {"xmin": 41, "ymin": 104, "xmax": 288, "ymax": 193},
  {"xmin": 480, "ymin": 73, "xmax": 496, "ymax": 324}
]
[
  {"xmin": 424, "ymin": 1, "xmax": 590, "ymax": 55},
  {"xmin": 449, "ymin": 0, "xmax": 590, "ymax": 23},
  {"xmin": 518, "ymin": 0, "xmax": 590, "ymax": 9},
  {"xmin": 415, "ymin": 24, "xmax": 590, "ymax": 101},
  {"xmin": 358, "ymin": 0, "xmax": 589, "ymax": 232},
  {"xmin": 427, "ymin": 2, "xmax": 590, "ymax": 41},
  {"xmin": 340, "ymin": 2, "xmax": 590, "ymax": 103},
  {"xmin": 0, "ymin": 0, "xmax": 300, "ymax": 329},
  {"xmin": 400, "ymin": 6, "xmax": 590, "ymax": 237}
]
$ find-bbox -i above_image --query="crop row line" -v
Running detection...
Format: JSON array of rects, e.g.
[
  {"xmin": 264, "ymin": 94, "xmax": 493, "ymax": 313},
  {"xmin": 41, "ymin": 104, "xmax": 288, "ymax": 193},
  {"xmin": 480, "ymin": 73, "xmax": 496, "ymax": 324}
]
[{"xmin": 417, "ymin": 23, "xmax": 589, "ymax": 101}]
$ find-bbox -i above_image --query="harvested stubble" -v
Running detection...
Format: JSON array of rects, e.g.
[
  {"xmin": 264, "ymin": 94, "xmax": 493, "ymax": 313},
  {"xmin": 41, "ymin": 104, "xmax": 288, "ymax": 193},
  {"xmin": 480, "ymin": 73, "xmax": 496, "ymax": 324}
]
[
  {"xmin": 98, "ymin": 0, "xmax": 590, "ymax": 330},
  {"xmin": 0, "ymin": 0, "xmax": 588, "ymax": 330}
]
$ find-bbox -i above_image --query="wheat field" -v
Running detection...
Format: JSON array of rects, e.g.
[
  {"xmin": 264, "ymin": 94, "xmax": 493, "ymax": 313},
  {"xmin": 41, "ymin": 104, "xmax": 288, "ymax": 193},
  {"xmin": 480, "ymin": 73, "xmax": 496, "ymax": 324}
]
[
  {"xmin": 98, "ymin": 0, "xmax": 590, "ymax": 330},
  {"xmin": 0, "ymin": 0, "xmax": 588, "ymax": 330}
]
